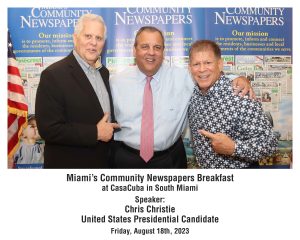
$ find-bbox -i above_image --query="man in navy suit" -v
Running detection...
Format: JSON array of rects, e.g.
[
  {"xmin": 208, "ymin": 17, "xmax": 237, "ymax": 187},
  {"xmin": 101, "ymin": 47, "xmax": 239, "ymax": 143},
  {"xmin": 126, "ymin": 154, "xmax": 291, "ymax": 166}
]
[{"xmin": 35, "ymin": 14, "xmax": 119, "ymax": 168}]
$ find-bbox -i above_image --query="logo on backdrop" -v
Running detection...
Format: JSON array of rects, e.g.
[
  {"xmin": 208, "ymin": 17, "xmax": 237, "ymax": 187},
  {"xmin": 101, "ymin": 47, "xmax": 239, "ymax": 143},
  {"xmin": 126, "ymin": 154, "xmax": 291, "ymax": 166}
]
[
  {"xmin": 214, "ymin": 8, "xmax": 285, "ymax": 26},
  {"xmin": 115, "ymin": 8, "xmax": 193, "ymax": 25},
  {"xmin": 20, "ymin": 8, "xmax": 92, "ymax": 28}
]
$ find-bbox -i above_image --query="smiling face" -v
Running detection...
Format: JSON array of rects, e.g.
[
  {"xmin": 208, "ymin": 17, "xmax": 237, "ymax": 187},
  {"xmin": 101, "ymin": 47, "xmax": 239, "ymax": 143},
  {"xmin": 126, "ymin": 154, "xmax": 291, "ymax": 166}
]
[
  {"xmin": 73, "ymin": 19, "xmax": 105, "ymax": 67},
  {"xmin": 189, "ymin": 49, "xmax": 223, "ymax": 93},
  {"xmin": 133, "ymin": 30, "xmax": 164, "ymax": 77}
]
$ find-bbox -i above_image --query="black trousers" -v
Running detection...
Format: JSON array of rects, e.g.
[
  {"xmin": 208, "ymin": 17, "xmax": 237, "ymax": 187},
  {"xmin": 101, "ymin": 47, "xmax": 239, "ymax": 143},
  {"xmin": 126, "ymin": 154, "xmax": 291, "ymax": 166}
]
[
  {"xmin": 112, "ymin": 138, "xmax": 187, "ymax": 169},
  {"xmin": 244, "ymin": 161, "xmax": 260, "ymax": 169}
]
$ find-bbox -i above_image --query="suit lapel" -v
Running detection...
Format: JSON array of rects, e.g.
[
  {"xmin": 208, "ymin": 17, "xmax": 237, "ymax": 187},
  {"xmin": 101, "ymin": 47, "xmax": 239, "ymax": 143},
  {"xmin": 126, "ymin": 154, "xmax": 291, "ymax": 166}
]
[
  {"xmin": 99, "ymin": 67, "xmax": 109, "ymax": 91},
  {"xmin": 99, "ymin": 67, "xmax": 116, "ymax": 123},
  {"xmin": 67, "ymin": 53, "xmax": 104, "ymax": 114}
]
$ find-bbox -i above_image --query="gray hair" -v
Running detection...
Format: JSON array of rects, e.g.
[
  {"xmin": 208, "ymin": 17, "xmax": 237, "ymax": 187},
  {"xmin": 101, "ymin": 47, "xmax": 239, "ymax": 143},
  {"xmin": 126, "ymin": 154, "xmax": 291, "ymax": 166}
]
[{"xmin": 74, "ymin": 13, "xmax": 107, "ymax": 39}]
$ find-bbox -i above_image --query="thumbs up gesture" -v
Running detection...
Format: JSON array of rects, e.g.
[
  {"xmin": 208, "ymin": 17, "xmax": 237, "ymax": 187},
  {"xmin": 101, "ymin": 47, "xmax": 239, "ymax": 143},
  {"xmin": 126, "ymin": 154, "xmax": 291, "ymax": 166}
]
[
  {"xmin": 199, "ymin": 129, "xmax": 235, "ymax": 155},
  {"xmin": 97, "ymin": 112, "xmax": 120, "ymax": 142}
]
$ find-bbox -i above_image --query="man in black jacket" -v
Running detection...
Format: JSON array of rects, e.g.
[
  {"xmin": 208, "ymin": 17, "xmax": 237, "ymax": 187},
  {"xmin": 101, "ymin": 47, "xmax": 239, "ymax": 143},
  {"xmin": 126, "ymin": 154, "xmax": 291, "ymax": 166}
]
[{"xmin": 35, "ymin": 13, "xmax": 119, "ymax": 168}]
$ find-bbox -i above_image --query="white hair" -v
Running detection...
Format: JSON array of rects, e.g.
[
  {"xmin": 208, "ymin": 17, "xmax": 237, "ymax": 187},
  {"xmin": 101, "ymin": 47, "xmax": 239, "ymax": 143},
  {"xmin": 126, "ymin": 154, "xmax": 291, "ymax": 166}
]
[{"xmin": 74, "ymin": 13, "xmax": 107, "ymax": 39}]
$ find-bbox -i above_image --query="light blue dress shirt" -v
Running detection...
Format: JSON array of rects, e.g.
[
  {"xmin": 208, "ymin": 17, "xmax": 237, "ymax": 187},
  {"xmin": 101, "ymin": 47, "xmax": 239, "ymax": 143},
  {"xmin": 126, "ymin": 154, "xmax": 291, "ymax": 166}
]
[
  {"xmin": 73, "ymin": 50, "xmax": 111, "ymax": 120},
  {"xmin": 110, "ymin": 64, "xmax": 195, "ymax": 151}
]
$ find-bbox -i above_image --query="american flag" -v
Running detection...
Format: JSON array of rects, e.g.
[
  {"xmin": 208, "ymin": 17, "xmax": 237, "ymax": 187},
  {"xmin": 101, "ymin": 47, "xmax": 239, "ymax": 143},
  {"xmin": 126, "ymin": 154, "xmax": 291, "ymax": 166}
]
[{"xmin": 8, "ymin": 31, "xmax": 28, "ymax": 164}]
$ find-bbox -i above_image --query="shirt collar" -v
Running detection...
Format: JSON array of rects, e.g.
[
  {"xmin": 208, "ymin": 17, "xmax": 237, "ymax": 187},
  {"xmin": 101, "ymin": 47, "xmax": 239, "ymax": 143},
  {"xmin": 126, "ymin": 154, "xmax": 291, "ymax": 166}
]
[
  {"xmin": 136, "ymin": 64, "xmax": 164, "ymax": 83},
  {"xmin": 73, "ymin": 49, "xmax": 102, "ymax": 71}
]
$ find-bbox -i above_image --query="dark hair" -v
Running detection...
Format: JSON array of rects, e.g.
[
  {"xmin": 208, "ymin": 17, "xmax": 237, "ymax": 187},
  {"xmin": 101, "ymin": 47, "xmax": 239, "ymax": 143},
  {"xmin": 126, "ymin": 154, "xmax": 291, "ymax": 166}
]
[
  {"xmin": 28, "ymin": 114, "xmax": 36, "ymax": 122},
  {"xmin": 189, "ymin": 40, "xmax": 221, "ymax": 60},
  {"xmin": 134, "ymin": 26, "xmax": 165, "ymax": 48}
]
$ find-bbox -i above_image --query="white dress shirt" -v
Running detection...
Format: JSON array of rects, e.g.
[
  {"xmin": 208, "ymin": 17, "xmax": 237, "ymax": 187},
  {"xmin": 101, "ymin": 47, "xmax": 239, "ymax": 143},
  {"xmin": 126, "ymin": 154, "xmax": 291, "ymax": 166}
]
[{"xmin": 110, "ymin": 64, "xmax": 194, "ymax": 151}]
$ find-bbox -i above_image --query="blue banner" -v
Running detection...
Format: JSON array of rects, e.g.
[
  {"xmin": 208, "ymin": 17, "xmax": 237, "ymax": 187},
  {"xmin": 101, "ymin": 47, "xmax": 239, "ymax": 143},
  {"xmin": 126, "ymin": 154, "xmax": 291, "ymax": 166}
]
[{"xmin": 8, "ymin": 8, "xmax": 292, "ymax": 59}]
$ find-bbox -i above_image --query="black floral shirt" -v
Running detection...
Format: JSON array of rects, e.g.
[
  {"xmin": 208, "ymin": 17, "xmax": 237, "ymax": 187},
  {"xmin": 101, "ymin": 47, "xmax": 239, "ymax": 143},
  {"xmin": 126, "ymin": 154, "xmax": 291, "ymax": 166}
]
[{"xmin": 188, "ymin": 74, "xmax": 278, "ymax": 169}]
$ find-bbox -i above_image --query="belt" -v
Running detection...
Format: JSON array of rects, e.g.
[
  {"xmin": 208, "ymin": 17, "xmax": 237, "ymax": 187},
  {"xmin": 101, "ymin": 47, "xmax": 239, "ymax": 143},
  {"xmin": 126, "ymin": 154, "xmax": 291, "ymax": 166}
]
[{"xmin": 121, "ymin": 138, "xmax": 182, "ymax": 158}]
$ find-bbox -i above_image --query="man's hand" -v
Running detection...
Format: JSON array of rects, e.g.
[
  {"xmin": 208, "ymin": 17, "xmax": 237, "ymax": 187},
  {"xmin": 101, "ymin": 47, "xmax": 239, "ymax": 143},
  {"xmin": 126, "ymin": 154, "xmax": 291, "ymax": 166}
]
[
  {"xmin": 199, "ymin": 129, "xmax": 235, "ymax": 155},
  {"xmin": 97, "ymin": 113, "xmax": 120, "ymax": 142},
  {"xmin": 232, "ymin": 76, "xmax": 256, "ymax": 99}
]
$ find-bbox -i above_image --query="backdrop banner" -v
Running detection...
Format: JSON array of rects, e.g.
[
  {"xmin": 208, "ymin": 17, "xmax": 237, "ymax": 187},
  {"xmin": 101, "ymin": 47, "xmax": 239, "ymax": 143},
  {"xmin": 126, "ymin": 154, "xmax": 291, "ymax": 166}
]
[{"xmin": 8, "ymin": 7, "xmax": 292, "ymax": 168}]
